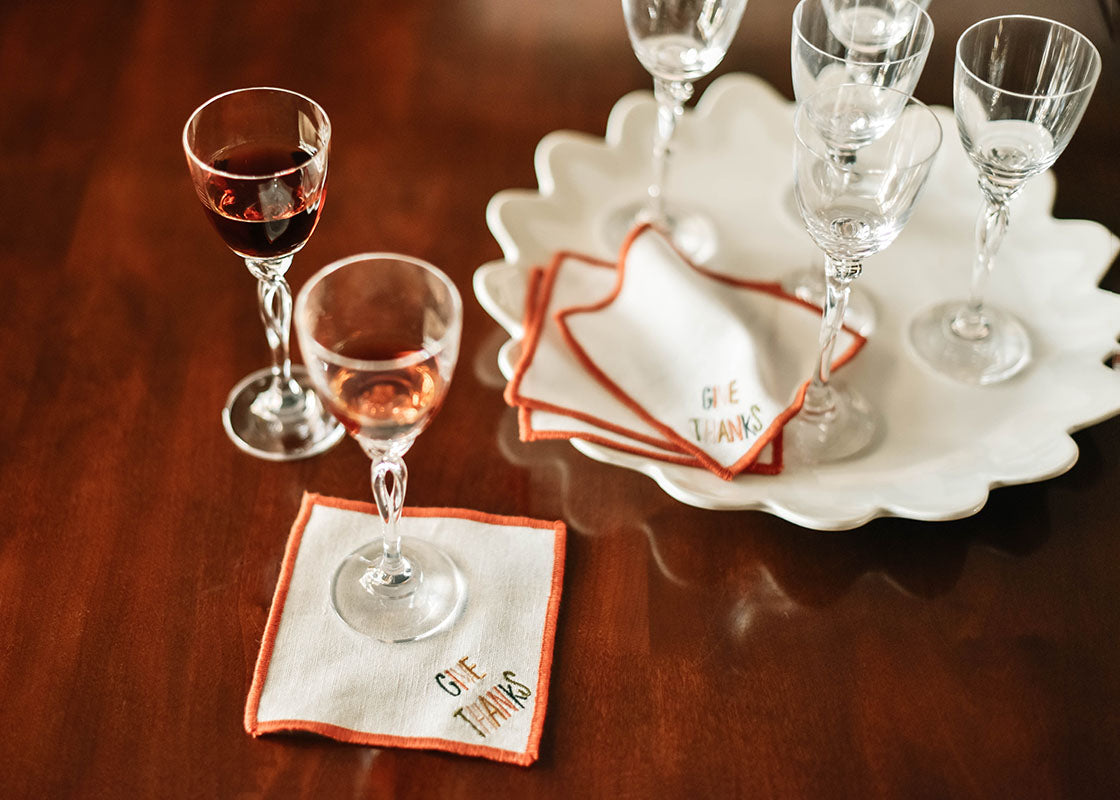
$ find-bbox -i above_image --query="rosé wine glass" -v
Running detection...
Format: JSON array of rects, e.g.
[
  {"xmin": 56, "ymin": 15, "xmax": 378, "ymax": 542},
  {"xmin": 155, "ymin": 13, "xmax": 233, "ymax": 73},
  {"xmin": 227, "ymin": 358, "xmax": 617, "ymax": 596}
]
[{"xmin": 295, "ymin": 253, "xmax": 464, "ymax": 642}]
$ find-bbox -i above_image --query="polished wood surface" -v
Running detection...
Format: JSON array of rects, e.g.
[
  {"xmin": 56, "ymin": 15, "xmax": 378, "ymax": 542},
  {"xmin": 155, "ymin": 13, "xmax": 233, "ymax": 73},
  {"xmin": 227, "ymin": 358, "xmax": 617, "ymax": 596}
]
[{"xmin": 2, "ymin": 1, "xmax": 1119, "ymax": 797}]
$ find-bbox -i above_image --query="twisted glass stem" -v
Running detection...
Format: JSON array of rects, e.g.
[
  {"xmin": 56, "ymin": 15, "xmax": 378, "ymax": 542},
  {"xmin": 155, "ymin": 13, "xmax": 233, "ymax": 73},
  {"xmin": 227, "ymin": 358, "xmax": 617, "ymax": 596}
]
[
  {"xmin": 646, "ymin": 77, "xmax": 694, "ymax": 225},
  {"xmin": 952, "ymin": 194, "xmax": 1011, "ymax": 342},
  {"xmin": 803, "ymin": 257, "xmax": 860, "ymax": 415},
  {"xmin": 360, "ymin": 455, "xmax": 412, "ymax": 591},
  {"xmin": 245, "ymin": 256, "xmax": 299, "ymax": 396}
]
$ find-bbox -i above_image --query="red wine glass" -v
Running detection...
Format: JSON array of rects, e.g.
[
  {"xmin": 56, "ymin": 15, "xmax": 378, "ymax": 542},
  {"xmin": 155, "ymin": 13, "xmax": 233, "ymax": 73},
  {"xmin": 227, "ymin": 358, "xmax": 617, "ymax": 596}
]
[
  {"xmin": 295, "ymin": 254, "xmax": 464, "ymax": 642},
  {"xmin": 183, "ymin": 87, "xmax": 344, "ymax": 460}
]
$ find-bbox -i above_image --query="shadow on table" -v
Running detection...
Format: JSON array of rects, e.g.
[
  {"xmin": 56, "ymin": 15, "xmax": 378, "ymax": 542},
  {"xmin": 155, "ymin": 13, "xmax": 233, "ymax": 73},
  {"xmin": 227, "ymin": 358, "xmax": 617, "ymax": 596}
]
[
  {"xmin": 491, "ymin": 381, "xmax": 1056, "ymax": 591},
  {"xmin": 640, "ymin": 467, "xmax": 1058, "ymax": 595},
  {"xmin": 477, "ymin": 326, "xmax": 1120, "ymax": 648}
]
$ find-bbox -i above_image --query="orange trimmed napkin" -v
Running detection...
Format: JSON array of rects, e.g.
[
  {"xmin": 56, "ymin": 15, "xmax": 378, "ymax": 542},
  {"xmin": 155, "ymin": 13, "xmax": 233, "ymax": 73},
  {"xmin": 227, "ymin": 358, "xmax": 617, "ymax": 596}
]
[
  {"xmin": 244, "ymin": 493, "xmax": 566, "ymax": 767},
  {"xmin": 505, "ymin": 224, "xmax": 866, "ymax": 479}
]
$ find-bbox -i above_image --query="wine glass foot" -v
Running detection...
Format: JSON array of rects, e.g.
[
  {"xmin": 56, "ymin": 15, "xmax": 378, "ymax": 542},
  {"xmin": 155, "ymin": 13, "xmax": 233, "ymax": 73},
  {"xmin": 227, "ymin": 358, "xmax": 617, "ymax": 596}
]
[
  {"xmin": 600, "ymin": 200, "xmax": 718, "ymax": 264},
  {"xmin": 331, "ymin": 536, "xmax": 466, "ymax": 643},
  {"xmin": 784, "ymin": 381, "xmax": 876, "ymax": 464},
  {"xmin": 222, "ymin": 365, "xmax": 345, "ymax": 461},
  {"xmin": 908, "ymin": 301, "xmax": 1031, "ymax": 385},
  {"xmin": 781, "ymin": 266, "xmax": 878, "ymax": 336}
]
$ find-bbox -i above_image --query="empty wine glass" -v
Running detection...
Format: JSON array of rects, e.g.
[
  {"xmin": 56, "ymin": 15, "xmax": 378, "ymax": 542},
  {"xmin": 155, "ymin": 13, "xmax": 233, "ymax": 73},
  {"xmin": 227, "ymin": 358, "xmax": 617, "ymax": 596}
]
[
  {"xmin": 784, "ymin": 0, "xmax": 933, "ymax": 333},
  {"xmin": 183, "ymin": 87, "xmax": 344, "ymax": 460},
  {"xmin": 786, "ymin": 84, "xmax": 941, "ymax": 463},
  {"xmin": 295, "ymin": 254, "xmax": 464, "ymax": 642},
  {"xmin": 602, "ymin": 0, "xmax": 749, "ymax": 263},
  {"xmin": 909, "ymin": 16, "xmax": 1101, "ymax": 385}
]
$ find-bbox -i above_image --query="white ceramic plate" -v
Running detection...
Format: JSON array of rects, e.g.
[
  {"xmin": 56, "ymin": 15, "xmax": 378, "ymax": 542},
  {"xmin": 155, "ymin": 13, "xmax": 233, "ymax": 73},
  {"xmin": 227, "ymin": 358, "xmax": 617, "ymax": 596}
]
[{"xmin": 473, "ymin": 73, "xmax": 1120, "ymax": 530}]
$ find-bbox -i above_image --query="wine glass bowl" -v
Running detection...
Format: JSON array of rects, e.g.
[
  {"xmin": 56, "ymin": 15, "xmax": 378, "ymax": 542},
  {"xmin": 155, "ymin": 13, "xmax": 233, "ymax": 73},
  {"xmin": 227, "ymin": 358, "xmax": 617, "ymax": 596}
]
[
  {"xmin": 787, "ymin": 84, "xmax": 941, "ymax": 463},
  {"xmin": 792, "ymin": 0, "xmax": 933, "ymax": 100},
  {"xmin": 624, "ymin": 0, "xmax": 743, "ymax": 82},
  {"xmin": 602, "ymin": 0, "xmax": 749, "ymax": 263},
  {"xmin": 908, "ymin": 16, "xmax": 1101, "ymax": 385},
  {"xmin": 299, "ymin": 257, "xmax": 459, "ymax": 451},
  {"xmin": 818, "ymin": 0, "xmax": 930, "ymax": 56},
  {"xmin": 802, "ymin": 81, "xmax": 912, "ymax": 154},
  {"xmin": 183, "ymin": 87, "xmax": 343, "ymax": 460},
  {"xmin": 186, "ymin": 108, "xmax": 327, "ymax": 259},
  {"xmin": 954, "ymin": 18, "xmax": 1100, "ymax": 189},
  {"xmin": 295, "ymin": 254, "xmax": 465, "ymax": 642}
]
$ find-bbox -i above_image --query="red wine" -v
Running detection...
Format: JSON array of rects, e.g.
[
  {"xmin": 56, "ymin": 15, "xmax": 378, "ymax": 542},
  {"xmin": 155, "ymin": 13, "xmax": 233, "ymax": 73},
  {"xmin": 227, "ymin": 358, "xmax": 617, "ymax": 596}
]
[
  {"xmin": 325, "ymin": 339, "xmax": 447, "ymax": 442},
  {"xmin": 203, "ymin": 143, "xmax": 325, "ymax": 259}
]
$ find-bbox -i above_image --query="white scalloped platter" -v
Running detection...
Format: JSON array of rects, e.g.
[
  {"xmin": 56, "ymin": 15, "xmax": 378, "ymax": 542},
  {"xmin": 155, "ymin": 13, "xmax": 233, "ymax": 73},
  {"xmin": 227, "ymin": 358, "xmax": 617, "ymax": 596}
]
[{"xmin": 473, "ymin": 73, "xmax": 1120, "ymax": 530}]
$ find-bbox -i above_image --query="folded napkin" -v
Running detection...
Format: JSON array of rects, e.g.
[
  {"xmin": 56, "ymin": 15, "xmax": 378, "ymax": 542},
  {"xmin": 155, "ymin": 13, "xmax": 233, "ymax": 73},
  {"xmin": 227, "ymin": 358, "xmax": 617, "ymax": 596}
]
[
  {"xmin": 506, "ymin": 224, "xmax": 867, "ymax": 479},
  {"xmin": 244, "ymin": 493, "xmax": 566, "ymax": 766},
  {"xmin": 507, "ymin": 255, "xmax": 709, "ymax": 468}
]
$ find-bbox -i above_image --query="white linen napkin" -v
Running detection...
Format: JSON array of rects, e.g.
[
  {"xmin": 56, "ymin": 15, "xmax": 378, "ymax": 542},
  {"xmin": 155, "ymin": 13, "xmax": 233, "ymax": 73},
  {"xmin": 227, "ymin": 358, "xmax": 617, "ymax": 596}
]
[
  {"xmin": 244, "ymin": 493, "xmax": 566, "ymax": 766},
  {"xmin": 506, "ymin": 224, "xmax": 865, "ymax": 479},
  {"xmin": 506, "ymin": 256, "xmax": 715, "ymax": 466}
]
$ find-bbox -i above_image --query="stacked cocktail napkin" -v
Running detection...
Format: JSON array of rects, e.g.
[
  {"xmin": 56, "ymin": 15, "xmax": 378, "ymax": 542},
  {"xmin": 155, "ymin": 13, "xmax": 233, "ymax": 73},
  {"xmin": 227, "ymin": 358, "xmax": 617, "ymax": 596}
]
[
  {"xmin": 244, "ymin": 493, "xmax": 566, "ymax": 766},
  {"xmin": 505, "ymin": 224, "xmax": 867, "ymax": 478}
]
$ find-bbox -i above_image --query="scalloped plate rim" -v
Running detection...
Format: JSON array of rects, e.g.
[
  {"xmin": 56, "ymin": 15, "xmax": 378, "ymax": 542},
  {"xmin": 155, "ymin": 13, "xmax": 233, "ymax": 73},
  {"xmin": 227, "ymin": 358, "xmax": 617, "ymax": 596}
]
[{"xmin": 474, "ymin": 72, "xmax": 1120, "ymax": 530}]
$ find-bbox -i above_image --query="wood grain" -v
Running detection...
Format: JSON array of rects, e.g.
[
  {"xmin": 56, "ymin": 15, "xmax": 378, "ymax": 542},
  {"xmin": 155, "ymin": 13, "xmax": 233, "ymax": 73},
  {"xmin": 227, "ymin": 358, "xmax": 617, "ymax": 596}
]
[{"xmin": 1, "ymin": 1, "xmax": 1118, "ymax": 797}]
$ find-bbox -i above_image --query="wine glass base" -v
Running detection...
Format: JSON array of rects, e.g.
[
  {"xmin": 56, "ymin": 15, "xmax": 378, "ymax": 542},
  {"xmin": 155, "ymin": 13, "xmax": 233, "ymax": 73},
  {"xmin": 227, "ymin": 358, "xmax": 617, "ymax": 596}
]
[
  {"xmin": 781, "ymin": 265, "xmax": 878, "ymax": 336},
  {"xmin": 600, "ymin": 201, "xmax": 718, "ymax": 264},
  {"xmin": 222, "ymin": 365, "xmax": 345, "ymax": 461},
  {"xmin": 784, "ymin": 380, "xmax": 877, "ymax": 464},
  {"xmin": 908, "ymin": 301, "xmax": 1031, "ymax": 385},
  {"xmin": 331, "ymin": 536, "xmax": 466, "ymax": 643}
]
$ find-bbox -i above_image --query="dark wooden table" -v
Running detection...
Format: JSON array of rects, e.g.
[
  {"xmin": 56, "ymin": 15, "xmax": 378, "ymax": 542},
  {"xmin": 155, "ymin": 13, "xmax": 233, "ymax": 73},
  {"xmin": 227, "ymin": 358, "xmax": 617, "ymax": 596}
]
[{"xmin": 3, "ymin": 1, "xmax": 1119, "ymax": 797}]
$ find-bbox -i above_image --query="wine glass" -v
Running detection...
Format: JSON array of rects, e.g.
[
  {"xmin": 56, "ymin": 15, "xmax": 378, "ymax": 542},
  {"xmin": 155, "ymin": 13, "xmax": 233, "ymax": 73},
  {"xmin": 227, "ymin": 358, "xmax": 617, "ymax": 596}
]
[
  {"xmin": 602, "ymin": 0, "xmax": 749, "ymax": 263},
  {"xmin": 786, "ymin": 84, "xmax": 941, "ymax": 463},
  {"xmin": 908, "ymin": 16, "xmax": 1101, "ymax": 385},
  {"xmin": 183, "ymin": 87, "xmax": 344, "ymax": 460},
  {"xmin": 295, "ymin": 254, "xmax": 464, "ymax": 642},
  {"xmin": 784, "ymin": 0, "xmax": 934, "ymax": 334}
]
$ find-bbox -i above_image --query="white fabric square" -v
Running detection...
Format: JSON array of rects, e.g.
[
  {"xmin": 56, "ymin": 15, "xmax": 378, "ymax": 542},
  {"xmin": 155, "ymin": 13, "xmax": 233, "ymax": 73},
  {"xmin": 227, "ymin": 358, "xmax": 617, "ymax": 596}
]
[
  {"xmin": 507, "ymin": 225, "xmax": 865, "ymax": 479},
  {"xmin": 244, "ymin": 494, "xmax": 566, "ymax": 766}
]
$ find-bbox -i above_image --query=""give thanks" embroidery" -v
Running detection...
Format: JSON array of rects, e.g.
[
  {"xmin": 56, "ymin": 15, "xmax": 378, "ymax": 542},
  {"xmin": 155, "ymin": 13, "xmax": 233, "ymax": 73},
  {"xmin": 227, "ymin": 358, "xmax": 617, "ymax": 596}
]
[
  {"xmin": 687, "ymin": 379, "xmax": 763, "ymax": 445},
  {"xmin": 435, "ymin": 655, "xmax": 533, "ymax": 740}
]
